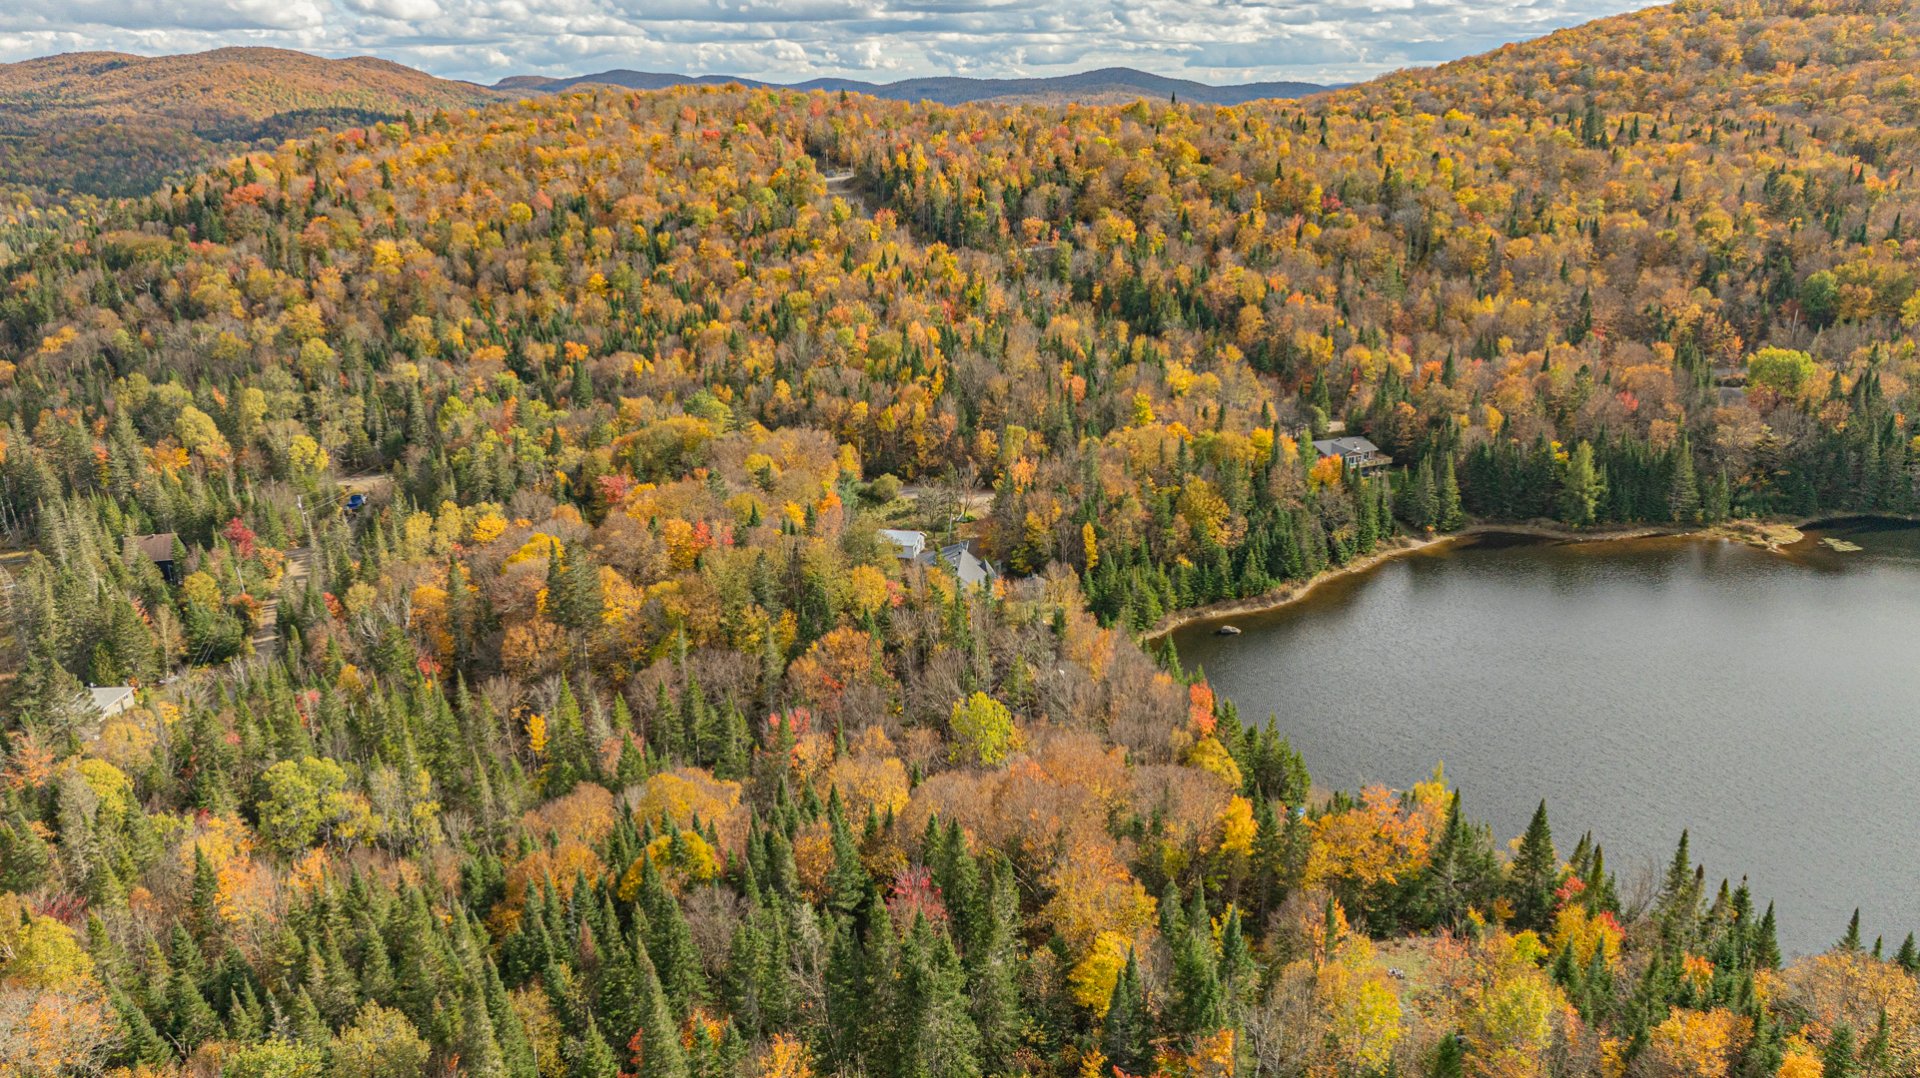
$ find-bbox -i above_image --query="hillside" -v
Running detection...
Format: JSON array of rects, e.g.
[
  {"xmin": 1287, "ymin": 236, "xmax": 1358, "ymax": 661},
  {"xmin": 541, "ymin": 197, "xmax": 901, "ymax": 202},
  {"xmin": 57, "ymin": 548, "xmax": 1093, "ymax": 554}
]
[
  {"xmin": 1, "ymin": 1, "xmax": 1918, "ymax": 1076},
  {"xmin": 498, "ymin": 64, "xmax": 1329, "ymax": 105},
  {"xmin": 0, "ymin": 47, "xmax": 497, "ymax": 196}
]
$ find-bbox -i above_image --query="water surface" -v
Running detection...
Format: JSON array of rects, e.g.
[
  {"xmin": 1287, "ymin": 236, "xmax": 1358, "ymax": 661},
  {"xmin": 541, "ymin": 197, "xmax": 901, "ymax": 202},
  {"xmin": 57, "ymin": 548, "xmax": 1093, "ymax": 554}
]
[{"xmin": 1173, "ymin": 521, "xmax": 1920, "ymax": 956}]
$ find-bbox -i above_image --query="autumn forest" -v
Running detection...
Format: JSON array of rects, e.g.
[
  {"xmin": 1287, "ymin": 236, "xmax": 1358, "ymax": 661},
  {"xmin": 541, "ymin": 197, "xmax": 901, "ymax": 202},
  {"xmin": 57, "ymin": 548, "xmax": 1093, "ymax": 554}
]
[{"xmin": 1, "ymin": 0, "xmax": 1918, "ymax": 1075}]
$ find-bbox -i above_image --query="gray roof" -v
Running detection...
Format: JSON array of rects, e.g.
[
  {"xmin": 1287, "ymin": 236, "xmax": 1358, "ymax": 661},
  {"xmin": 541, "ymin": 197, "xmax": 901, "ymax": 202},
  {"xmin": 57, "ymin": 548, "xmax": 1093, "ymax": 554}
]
[
  {"xmin": 938, "ymin": 543, "xmax": 997, "ymax": 588},
  {"xmin": 1311, "ymin": 436, "xmax": 1382, "ymax": 458},
  {"xmin": 877, "ymin": 529, "xmax": 927, "ymax": 559},
  {"xmin": 85, "ymin": 686, "xmax": 135, "ymax": 715}
]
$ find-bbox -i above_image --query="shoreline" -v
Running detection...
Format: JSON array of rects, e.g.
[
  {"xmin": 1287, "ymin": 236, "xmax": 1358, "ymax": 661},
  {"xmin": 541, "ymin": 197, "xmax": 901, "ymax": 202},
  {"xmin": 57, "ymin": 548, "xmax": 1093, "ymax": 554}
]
[{"xmin": 1141, "ymin": 512, "xmax": 1920, "ymax": 641}]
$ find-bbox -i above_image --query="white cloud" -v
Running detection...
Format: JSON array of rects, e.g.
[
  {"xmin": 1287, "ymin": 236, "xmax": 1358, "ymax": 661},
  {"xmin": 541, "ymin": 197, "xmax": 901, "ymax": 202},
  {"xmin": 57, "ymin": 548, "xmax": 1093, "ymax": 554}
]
[
  {"xmin": 0, "ymin": 0, "xmax": 1648, "ymax": 85},
  {"xmin": 339, "ymin": 0, "xmax": 444, "ymax": 20}
]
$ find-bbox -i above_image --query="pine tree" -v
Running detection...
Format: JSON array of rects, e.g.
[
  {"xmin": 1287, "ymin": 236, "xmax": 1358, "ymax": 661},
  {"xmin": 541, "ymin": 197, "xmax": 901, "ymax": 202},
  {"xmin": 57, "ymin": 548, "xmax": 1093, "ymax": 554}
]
[
  {"xmin": 824, "ymin": 792, "xmax": 869, "ymax": 919},
  {"xmin": 897, "ymin": 916, "xmax": 981, "ymax": 1078},
  {"xmin": 970, "ymin": 857, "xmax": 1024, "ymax": 1074},
  {"xmin": 1438, "ymin": 456, "xmax": 1465, "ymax": 531},
  {"xmin": 1402, "ymin": 458, "xmax": 1438, "ymax": 529},
  {"xmin": 638, "ymin": 855, "xmax": 707, "ymax": 1009},
  {"xmin": 1656, "ymin": 831, "xmax": 1703, "ymax": 943},
  {"xmin": 1669, "ymin": 439, "xmax": 1701, "ymax": 523},
  {"xmin": 1821, "ymin": 1023, "xmax": 1858, "ymax": 1078},
  {"xmin": 1102, "ymin": 949, "xmax": 1149, "ymax": 1076},
  {"xmin": 564, "ymin": 1014, "xmax": 621, "ymax": 1078},
  {"xmin": 165, "ymin": 968, "xmax": 222, "ymax": 1051},
  {"xmin": 547, "ymin": 542, "xmax": 601, "ymax": 635},
  {"xmin": 188, "ymin": 847, "xmax": 222, "ymax": 945},
  {"xmin": 628, "ymin": 946, "xmax": 689, "ymax": 1078},
  {"xmin": 1431, "ymin": 1031, "xmax": 1466, "ymax": 1078},
  {"xmin": 1839, "ymin": 908, "xmax": 1863, "ymax": 952},
  {"xmin": 1559, "ymin": 441, "xmax": 1604, "ymax": 526},
  {"xmin": 1508, "ymin": 800, "xmax": 1558, "ymax": 931},
  {"xmin": 543, "ymin": 679, "xmax": 596, "ymax": 796},
  {"xmin": 1169, "ymin": 884, "xmax": 1224, "ymax": 1039},
  {"xmin": 1753, "ymin": 903, "xmax": 1782, "ymax": 972}
]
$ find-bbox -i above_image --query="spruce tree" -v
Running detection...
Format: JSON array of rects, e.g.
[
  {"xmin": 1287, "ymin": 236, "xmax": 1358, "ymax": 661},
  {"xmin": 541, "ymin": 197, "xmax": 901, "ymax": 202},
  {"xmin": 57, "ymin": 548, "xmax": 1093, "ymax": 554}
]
[
  {"xmin": 1438, "ymin": 456, "xmax": 1465, "ymax": 531},
  {"xmin": 970, "ymin": 857, "xmax": 1025, "ymax": 1074},
  {"xmin": 897, "ymin": 916, "xmax": 981, "ymax": 1078},
  {"xmin": 1753, "ymin": 903, "xmax": 1782, "ymax": 972},
  {"xmin": 1431, "ymin": 1031, "xmax": 1466, "ymax": 1078},
  {"xmin": 1102, "ymin": 949, "xmax": 1149, "ymax": 1076},
  {"xmin": 564, "ymin": 1014, "xmax": 621, "ymax": 1078},
  {"xmin": 1559, "ymin": 441, "xmax": 1604, "ymax": 526},
  {"xmin": 629, "ymin": 947, "xmax": 689, "ymax": 1078},
  {"xmin": 1669, "ymin": 440, "xmax": 1701, "ymax": 523},
  {"xmin": 1508, "ymin": 800, "xmax": 1558, "ymax": 931},
  {"xmin": 1821, "ymin": 1023, "xmax": 1858, "ymax": 1078},
  {"xmin": 1169, "ymin": 884, "xmax": 1224, "ymax": 1039},
  {"xmin": 1839, "ymin": 908, "xmax": 1863, "ymax": 952}
]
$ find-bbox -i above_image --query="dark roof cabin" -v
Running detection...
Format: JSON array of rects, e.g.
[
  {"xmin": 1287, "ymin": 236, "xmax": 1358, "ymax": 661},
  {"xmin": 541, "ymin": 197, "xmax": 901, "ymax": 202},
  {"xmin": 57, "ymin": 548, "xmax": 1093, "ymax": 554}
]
[{"xmin": 124, "ymin": 533, "xmax": 185, "ymax": 584}]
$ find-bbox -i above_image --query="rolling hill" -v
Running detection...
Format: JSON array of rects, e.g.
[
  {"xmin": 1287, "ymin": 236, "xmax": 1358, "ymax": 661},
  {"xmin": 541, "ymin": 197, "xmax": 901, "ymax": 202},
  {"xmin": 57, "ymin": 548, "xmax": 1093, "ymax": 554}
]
[
  {"xmin": 0, "ymin": 47, "xmax": 497, "ymax": 196},
  {"xmin": 495, "ymin": 65, "xmax": 1330, "ymax": 105},
  {"xmin": 0, "ymin": 51, "xmax": 1326, "ymax": 198}
]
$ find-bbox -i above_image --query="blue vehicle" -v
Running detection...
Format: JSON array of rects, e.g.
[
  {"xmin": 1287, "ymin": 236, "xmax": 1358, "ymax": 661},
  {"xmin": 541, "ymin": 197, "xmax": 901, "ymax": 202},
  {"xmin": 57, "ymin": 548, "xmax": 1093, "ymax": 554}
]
[{"xmin": 345, "ymin": 493, "xmax": 366, "ymax": 512}]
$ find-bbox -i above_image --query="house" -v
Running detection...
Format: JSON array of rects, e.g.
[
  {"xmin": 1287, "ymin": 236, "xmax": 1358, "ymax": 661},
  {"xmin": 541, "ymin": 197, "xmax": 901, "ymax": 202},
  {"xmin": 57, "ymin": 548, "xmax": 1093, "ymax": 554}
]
[
  {"xmin": 1311, "ymin": 436, "xmax": 1393, "ymax": 476},
  {"xmin": 124, "ymin": 532, "xmax": 184, "ymax": 584},
  {"xmin": 879, "ymin": 529, "xmax": 998, "ymax": 587},
  {"xmin": 83, "ymin": 685, "xmax": 136, "ymax": 719},
  {"xmin": 877, "ymin": 529, "xmax": 928, "ymax": 561},
  {"xmin": 936, "ymin": 542, "xmax": 998, "ymax": 589}
]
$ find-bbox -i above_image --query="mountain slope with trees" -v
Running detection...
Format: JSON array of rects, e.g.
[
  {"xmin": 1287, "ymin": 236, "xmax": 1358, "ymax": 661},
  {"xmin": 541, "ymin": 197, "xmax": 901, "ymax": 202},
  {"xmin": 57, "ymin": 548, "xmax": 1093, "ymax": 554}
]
[
  {"xmin": 0, "ymin": 48, "xmax": 498, "ymax": 197},
  {"xmin": 0, "ymin": 1, "xmax": 1917, "ymax": 1076}
]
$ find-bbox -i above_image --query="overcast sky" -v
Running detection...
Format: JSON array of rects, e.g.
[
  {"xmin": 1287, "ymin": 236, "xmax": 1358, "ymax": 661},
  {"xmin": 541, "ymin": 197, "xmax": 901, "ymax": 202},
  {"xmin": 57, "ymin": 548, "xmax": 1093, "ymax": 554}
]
[{"xmin": 0, "ymin": 0, "xmax": 1645, "ymax": 86}]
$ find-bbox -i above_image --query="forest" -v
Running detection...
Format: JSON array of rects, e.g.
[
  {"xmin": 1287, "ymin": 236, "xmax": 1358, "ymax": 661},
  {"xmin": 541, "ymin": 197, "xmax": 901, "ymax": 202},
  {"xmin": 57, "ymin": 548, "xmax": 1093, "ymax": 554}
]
[{"xmin": 1, "ymin": 0, "xmax": 1919, "ymax": 1074}]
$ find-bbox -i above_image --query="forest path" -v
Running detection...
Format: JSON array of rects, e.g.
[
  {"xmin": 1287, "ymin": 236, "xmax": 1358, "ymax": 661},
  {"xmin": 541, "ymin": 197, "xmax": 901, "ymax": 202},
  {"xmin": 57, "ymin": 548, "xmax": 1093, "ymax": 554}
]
[
  {"xmin": 246, "ymin": 544, "xmax": 312, "ymax": 663},
  {"xmin": 823, "ymin": 170, "xmax": 873, "ymax": 217}
]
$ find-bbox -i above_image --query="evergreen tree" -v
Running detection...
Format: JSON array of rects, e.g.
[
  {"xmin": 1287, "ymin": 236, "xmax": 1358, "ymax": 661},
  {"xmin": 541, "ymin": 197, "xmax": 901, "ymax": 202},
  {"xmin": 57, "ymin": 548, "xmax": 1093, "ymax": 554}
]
[
  {"xmin": 1430, "ymin": 1031, "xmax": 1466, "ymax": 1078},
  {"xmin": 1839, "ymin": 908, "xmax": 1863, "ymax": 952},
  {"xmin": 896, "ymin": 916, "xmax": 981, "ymax": 1078},
  {"xmin": 1101, "ymin": 950, "xmax": 1149, "ymax": 1076},
  {"xmin": 1753, "ymin": 903, "xmax": 1782, "ymax": 972},
  {"xmin": 1508, "ymin": 800, "xmax": 1559, "ymax": 931},
  {"xmin": 1669, "ymin": 440, "xmax": 1701, "ymax": 523},
  {"xmin": 970, "ymin": 857, "xmax": 1025, "ymax": 1074},
  {"xmin": 1821, "ymin": 1023, "xmax": 1858, "ymax": 1078},
  {"xmin": 1438, "ymin": 456, "xmax": 1465, "ymax": 531},
  {"xmin": 1559, "ymin": 441, "xmax": 1604, "ymax": 526},
  {"xmin": 564, "ymin": 1014, "xmax": 621, "ymax": 1078},
  {"xmin": 628, "ymin": 947, "xmax": 690, "ymax": 1078}
]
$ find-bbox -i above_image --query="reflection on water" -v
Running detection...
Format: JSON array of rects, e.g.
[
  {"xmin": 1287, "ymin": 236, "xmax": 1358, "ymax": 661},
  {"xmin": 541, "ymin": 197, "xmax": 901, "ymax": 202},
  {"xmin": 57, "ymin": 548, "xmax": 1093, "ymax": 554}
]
[{"xmin": 1172, "ymin": 520, "xmax": 1920, "ymax": 956}]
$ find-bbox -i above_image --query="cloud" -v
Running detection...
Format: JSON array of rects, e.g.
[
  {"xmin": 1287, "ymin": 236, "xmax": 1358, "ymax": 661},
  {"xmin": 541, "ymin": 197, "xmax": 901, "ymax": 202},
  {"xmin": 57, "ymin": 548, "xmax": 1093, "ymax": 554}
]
[
  {"xmin": 340, "ymin": 0, "xmax": 443, "ymax": 20},
  {"xmin": 0, "ymin": 0, "xmax": 1648, "ymax": 85}
]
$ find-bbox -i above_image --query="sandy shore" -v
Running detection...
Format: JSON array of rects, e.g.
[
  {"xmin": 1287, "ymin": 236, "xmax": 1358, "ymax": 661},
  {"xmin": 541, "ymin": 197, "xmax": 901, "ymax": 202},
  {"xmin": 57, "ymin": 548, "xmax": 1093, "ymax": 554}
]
[{"xmin": 1139, "ymin": 517, "xmax": 1835, "ymax": 641}]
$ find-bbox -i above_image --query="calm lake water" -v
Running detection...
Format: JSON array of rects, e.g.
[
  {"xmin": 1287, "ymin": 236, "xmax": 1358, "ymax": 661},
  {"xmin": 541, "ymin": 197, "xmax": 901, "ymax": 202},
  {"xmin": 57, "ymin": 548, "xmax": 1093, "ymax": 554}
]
[{"xmin": 1172, "ymin": 520, "xmax": 1920, "ymax": 957}]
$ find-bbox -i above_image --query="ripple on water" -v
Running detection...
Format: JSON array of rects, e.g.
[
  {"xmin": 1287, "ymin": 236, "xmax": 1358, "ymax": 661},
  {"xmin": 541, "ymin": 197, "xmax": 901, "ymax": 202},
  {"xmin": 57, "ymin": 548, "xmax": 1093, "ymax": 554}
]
[{"xmin": 1172, "ymin": 523, "xmax": 1920, "ymax": 956}]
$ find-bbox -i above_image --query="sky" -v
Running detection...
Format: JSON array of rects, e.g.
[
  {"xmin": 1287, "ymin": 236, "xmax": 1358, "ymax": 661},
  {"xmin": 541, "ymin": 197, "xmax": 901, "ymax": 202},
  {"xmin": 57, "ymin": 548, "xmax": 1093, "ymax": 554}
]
[{"xmin": 0, "ymin": 0, "xmax": 1647, "ymax": 86}]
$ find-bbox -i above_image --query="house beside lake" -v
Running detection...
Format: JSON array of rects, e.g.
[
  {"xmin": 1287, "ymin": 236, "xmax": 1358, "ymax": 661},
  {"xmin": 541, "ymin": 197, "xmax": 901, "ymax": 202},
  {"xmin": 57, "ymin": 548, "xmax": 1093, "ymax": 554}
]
[{"xmin": 1311, "ymin": 436, "xmax": 1393, "ymax": 477}]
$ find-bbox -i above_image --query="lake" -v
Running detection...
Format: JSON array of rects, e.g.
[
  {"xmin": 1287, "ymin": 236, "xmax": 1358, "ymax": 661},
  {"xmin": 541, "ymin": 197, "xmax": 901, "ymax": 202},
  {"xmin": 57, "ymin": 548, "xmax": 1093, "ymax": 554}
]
[{"xmin": 1172, "ymin": 520, "xmax": 1920, "ymax": 957}]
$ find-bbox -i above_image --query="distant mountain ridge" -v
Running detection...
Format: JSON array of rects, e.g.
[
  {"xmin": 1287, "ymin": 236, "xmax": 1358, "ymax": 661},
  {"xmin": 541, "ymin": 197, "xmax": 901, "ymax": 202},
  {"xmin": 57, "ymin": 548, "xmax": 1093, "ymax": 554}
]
[
  {"xmin": 0, "ymin": 50, "xmax": 1328, "ymax": 197},
  {"xmin": 495, "ymin": 65, "xmax": 1330, "ymax": 106}
]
